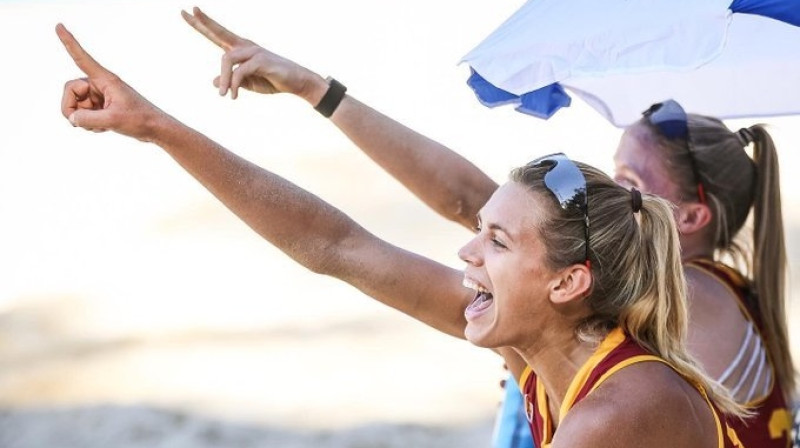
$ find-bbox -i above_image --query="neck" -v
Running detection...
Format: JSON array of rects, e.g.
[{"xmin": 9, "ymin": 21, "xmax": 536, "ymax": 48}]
[
  {"xmin": 679, "ymin": 233, "xmax": 714, "ymax": 262},
  {"xmin": 680, "ymin": 244, "xmax": 714, "ymax": 263},
  {"xmin": 515, "ymin": 325, "xmax": 598, "ymax": 423}
]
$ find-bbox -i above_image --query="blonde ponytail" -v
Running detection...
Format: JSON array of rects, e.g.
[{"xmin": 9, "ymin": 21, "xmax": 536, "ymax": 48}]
[{"xmin": 623, "ymin": 195, "xmax": 746, "ymax": 416}]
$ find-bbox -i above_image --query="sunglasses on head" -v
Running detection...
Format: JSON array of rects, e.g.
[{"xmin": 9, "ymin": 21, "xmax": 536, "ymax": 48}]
[
  {"xmin": 642, "ymin": 100, "xmax": 706, "ymax": 204},
  {"xmin": 530, "ymin": 153, "xmax": 590, "ymax": 267}
]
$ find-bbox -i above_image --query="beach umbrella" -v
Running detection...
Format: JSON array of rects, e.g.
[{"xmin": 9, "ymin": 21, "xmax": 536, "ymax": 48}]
[{"xmin": 460, "ymin": 0, "xmax": 800, "ymax": 127}]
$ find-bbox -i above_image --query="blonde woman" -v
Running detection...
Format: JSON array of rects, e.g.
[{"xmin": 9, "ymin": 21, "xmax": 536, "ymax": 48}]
[
  {"xmin": 56, "ymin": 19, "xmax": 745, "ymax": 447},
  {"xmin": 178, "ymin": 9, "xmax": 795, "ymax": 447}
]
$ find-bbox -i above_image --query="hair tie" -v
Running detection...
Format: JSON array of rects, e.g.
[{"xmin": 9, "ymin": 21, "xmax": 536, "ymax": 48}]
[
  {"xmin": 630, "ymin": 188, "xmax": 642, "ymax": 213},
  {"xmin": 737, "ymin": 127, "xmax": 755, "ymax": 146}
]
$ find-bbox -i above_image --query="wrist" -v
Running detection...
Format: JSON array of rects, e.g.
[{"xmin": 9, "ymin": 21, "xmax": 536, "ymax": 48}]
[
  {"xmin": 312, "ymin": 77, "xmax": 347, "ymax": 118},
  {"xmin": 143, "ymin": 111, "xmax": 181, "ymax": 145},
  {"xmin": 304, "ymin": 74, "xmax": 330, "ymax": 106}
]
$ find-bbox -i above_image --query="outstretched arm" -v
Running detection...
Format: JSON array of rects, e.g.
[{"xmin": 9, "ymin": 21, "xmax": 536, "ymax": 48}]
[
  {"xmin": 182, "ymin": 7, "xmax": 498, "ymax": 230},
  {"xmin": 56, "ymin": 23, "xmax": 472, "ymax": 339}
]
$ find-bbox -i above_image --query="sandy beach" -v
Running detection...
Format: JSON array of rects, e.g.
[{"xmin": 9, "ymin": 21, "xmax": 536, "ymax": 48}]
[{"xmin": 0, "ymin": 406, "xmax": 494, "ymax": 448}]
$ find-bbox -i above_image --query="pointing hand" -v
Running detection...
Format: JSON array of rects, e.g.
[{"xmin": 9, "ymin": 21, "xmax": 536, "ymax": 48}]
[{"xmin": 57, "ymin": 24, "xmax": 167, "ymax": 141}]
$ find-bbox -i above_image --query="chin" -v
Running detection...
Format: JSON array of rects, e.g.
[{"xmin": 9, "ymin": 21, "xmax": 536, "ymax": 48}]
[{"xmin": 464, "ymin": 324, "xmax": 498, "ymax": 349}]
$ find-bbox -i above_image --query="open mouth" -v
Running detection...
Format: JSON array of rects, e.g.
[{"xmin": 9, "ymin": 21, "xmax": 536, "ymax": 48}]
[{"xmin": 463, "ymin": 278, "xmax": 494, "ymax": 320}]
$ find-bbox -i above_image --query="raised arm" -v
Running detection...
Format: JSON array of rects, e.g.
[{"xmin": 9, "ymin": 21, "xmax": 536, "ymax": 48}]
[
  {"xmin": 56, "ymin": 23, "xmax": 472, "ymax": 339},
  {"xmin": 181, "ymin": 7, "xmax": 498, "ymax": 230}
]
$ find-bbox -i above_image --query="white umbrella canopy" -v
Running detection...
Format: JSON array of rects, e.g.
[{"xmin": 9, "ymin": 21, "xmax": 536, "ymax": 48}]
[{"xmin": 461, "ymin": 0, "xmax": 800, "ymax": 127}]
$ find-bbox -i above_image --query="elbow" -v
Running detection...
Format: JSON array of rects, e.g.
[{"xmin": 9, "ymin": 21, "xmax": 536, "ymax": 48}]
[
  {"xmin": 440, "ymin": 196, "xmax": 483, "ymax": 231},
  {"xmin": 442, "ymin": 182, "xmax": 496, "ymax": 230},
  {"xmin": 451, "ymin": 198, "xmax": 479, "ymax": 230},
  {"xmin": 303, "ymin": 245, "xmax": 341, "ymax": 277},
  {"xmin": 301, "ymin": 232, "xmax": 357, "ymax": 278}
]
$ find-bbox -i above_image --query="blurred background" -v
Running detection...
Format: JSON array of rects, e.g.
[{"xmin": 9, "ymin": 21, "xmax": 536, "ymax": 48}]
[{"xmin": 0, "ymin": 0, "xmax": 798, "ymax": 447}]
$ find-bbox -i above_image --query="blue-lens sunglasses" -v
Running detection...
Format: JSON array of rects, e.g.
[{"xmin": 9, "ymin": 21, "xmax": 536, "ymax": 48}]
[
  {"xmin": 642, "ymin": 99, "xmax": 706, "ymax": 204},
  {"xmin": 529, "ymin": 153, "xmax": 591, "ymax": 268}
]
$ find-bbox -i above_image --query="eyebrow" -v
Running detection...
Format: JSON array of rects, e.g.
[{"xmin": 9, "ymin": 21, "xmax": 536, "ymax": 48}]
[{"xmin": 476, "ymin": 212, "xmax": 516, "ymax": 243}]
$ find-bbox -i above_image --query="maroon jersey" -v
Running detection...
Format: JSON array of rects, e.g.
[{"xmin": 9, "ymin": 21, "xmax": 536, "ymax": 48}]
[
  {"xmin": 688, "ymin": 259, "xmax": 792, "ymax": 448},
  {"xmin": 519, "ymin": 328, "xmax": 742, "ymax": 447}
]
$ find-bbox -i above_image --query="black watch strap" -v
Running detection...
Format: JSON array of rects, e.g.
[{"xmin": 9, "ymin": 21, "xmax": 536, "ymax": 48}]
[{"xmin": 314, "ymin": 77, "xmax": 347, "ymax": 118}]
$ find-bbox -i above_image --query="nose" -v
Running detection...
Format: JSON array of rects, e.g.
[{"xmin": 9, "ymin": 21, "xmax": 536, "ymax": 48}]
[{"xmin": 458, "ymin": 235, "xmax": 483, "ymax": 266}]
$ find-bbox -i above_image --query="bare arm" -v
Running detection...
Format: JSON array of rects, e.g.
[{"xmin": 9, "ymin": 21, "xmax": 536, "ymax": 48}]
[
  {"xmin": 151, "ymin": 118, "xmax": 473, "ymax": 337},
  {"xmin": 329, "ymin": 96, "xmax": 498, "ymax": 230},
  {"xmin": 182, "ymin": 7, "xmax": 499, "ymax": 230},
  {"xmin": 56, "ymin": 23, "xmax": 472, "ymax": 339}
]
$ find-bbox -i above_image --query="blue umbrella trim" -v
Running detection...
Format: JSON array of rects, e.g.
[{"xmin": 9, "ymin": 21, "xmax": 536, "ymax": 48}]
[
  {"xmin": 730, "ymin": 0, "xmax": 800, "ymax": 27},
  {"xmin": 466, "ymin": 69, "xmax": 572, "ymax": 119}
]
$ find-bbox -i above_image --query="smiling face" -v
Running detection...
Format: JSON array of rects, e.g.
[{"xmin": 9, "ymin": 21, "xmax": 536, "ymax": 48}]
[{"xmin": 458, "ymin": 181, "xmax": 565, "ymax": 350}]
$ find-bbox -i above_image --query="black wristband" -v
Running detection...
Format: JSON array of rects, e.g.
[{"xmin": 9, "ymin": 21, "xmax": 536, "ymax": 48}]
[{"xmin": 314, "ymin": 77, "xmax": 347, "ymax": 118}]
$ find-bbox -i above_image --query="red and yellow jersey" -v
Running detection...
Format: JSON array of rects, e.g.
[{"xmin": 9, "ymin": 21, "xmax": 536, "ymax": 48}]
[
  {"xmin": 688, "ymin": 259, "xmax": 792, "ymax": 448},
  {"xmin": 519, "ymin": 328, "xmax": 741, "ymax": 448}
]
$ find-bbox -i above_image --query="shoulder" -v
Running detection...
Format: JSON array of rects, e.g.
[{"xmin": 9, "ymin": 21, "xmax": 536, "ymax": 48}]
[
  {"xmin": 683, "ymin": 263, "xmax": 750, "ymax": 376},
  {"xmin": 684, "ymin": 263, "xmax": 742, "ymax": 311},
  {"xmin": 552, "ymin": 361, "xmax": 718, "ymax": 448},
  {"xmin": 684, "ymin": 264, "xmax": 748, "ymax": 336}
]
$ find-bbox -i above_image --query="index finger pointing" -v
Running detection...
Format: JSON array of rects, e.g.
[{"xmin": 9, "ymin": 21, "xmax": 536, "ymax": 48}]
[
  {"xmin": 55, "ymin": 23, "xmax": 113, "ymax": 78},
  {"xmin": 181, "ymin": 7, "xmax": 243, "ymax": 51}
]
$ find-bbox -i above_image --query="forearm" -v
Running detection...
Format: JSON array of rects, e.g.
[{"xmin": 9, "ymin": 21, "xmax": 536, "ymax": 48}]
[
  {"xmin": 296, "ymin": 74, "xmax": 498, "ymax": 230},
  {"xmin": 148, "ymin": 114, "xmax": 361, "ymax": 273},
  {"xmin": 330, "ymin": 96, "xmax": 497, "ymax": 230},
  {"xmin": 331, "ymin": 96, "xmax": 497, "ymax": 230}
]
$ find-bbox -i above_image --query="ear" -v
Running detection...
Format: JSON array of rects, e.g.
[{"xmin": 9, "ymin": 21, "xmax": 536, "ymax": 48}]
[
  {"xmin": 549, "ymin": 263, "xmax": 593, "ymax": 305},
  {"xmin": 674, "ymin": 202, "xmax": 713, "ymax": 235}
]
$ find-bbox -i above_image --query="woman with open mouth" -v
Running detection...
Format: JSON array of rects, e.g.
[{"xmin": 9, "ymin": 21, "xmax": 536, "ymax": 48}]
[
  {"xmin": 57, "ymin": 12, "xmax": 749, "ymax": 447},
  {"xmin": 174, "ymin": 9, "xmax": 796, "ymax": 447}
]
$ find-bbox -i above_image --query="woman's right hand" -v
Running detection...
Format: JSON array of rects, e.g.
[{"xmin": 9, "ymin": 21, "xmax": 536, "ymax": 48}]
[
  {"xmin": 181, "ymin": 7, "xmax": 325, "ymax": 102},
  {"xmin": 57, "ymin": 23, "xmax": 170, "ymax": 142}
]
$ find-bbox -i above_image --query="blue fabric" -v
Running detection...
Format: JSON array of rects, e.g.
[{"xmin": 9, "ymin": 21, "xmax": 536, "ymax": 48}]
[
  {"xmin": 492, "ymin": 373, "xmax": 535, "ymax": 448},
  {"xmin": 466, "ymin": 70, "xmax": 571, "ymax": 120},
  {"xmin": 730, "ymin": 0, "xmax": 800, "ymax": 27},
  {"xmin": 466, "ymin": 69, "xmax": 521, "ymax": 107},
  {"xmin": 517, "ymin": 85, "xmax": 572, "ymax": 119}
]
